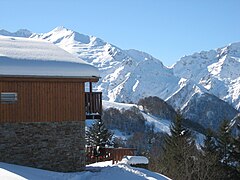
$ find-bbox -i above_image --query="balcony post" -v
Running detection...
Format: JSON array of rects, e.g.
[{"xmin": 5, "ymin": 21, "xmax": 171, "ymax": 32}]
[
  {"xmin": 89, "ymin": 82, "xmax": 92, "ymax": 93},
  {"xmin": 89, "ymin": 82, "xmax": 92, "ymax": 113}
]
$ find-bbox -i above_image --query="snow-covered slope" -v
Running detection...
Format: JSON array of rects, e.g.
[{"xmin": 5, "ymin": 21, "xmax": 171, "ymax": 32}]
[
  {"xmin": 173, "ymin": 43, "xmax": 240, "ymax": 110},
  {"xmin": 112, "ymin": 58, "xmax": 180, "ymax": 103},
  {"xmin": 0, "ymin": 161, "xmax": 171, "ymax": 180},
  {"xmin": 166, "ymin": 78, "xmax": 206, "ymax": 110}
]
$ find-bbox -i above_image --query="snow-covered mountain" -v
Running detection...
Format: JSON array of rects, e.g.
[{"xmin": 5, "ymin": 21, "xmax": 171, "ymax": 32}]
[
  {"xmin": 173, "ymin": 44, "xmax": 240, "ymax": 110},
  {"xmin": 1, "ymin": 27, "xmax": 240, "ymax": 130},
  {"xmin": 0, "ymin": 29, "xmax": 32, "ymax": 38},
  {"xmin": 29, "ymin": 27, "xmax": 183, "ymax": 103},
  {"xmin": 29, "ymin": 27, "xmax": 240, "ymax": 110}
]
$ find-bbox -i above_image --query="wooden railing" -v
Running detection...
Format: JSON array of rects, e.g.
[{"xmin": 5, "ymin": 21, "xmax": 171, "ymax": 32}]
[
  {"xmin": 86, "ymin": 147, "xmax": 136, "ymax": 164},
  {"xmin": 85, "ymin": 92, "xmax": 102, "ymax": 119}
]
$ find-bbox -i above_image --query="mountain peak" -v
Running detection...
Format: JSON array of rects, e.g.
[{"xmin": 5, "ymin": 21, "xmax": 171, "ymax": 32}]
[
  {"xmin": 30, "ymin": 26, "xmax": 92, "ymax": 45},
  {"xmin": 0, "ymin": 29, "xmax": 32, "ymax": 37},
  {"xmin": 49, "ymin": 26, "xmax": 75, "ymax": 35},
  {"xmin": 52, "ymin": 26, "xmax": 70, "ymax": 32},
  {"xmin": 218, "ymin": 41, "xmax": 240, "ymax": 58},
  {"xmin": 15, "ymin": 29, "xmax": 32, "ymax": 37},
  {"xmin": 0, "ymin": 29, "xmax": 10, "ymax": 35},
  {"xmin": 124, "ymin": 49, "xmax": 164, "ymax": 65}
]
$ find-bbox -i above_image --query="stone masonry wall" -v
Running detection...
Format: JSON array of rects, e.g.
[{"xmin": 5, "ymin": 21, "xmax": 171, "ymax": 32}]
[{"xmin": 0, "ymin": 121, "xmax": 85, "ymax": 172}]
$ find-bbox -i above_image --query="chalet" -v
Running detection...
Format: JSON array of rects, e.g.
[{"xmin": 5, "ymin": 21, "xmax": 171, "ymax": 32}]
[{"xmin": 0, "ymin": 35, "xmax": 102, "ymax": 172}]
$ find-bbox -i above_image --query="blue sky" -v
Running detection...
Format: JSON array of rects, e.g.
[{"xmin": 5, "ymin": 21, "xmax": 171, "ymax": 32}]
[{"xmin": 1, "ymin": 0, "xmax": 240, "ymax": 66}]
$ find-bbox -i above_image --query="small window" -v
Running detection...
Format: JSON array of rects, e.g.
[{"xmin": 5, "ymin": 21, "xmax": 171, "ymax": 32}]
[{"xmin": 0, "ymin": 92, "xmax": 18, "ymax": 104}]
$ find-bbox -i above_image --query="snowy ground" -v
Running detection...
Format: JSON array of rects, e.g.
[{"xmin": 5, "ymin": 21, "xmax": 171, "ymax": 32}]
[
  {"xmin": 0, "ymin": 161, "xmax": 171, "ymax": 180},
  {"xmin": 103, "ymin": 100, "xmax": 137, "ymax": 110}
]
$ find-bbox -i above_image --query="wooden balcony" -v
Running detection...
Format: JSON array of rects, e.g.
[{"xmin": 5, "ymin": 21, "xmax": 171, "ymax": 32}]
[
  {"xmin": 85, "ymin": 92, "xmax": 102, "ymax": 119},
  {"xmin": 86, "ymin": 147, "xmax": 136, "ymax": 164}
]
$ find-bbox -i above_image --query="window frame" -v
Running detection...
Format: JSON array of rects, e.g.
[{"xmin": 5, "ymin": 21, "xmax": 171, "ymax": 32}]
[{"xmin": 0, "ymin": 92, "xmax": 18, "ymax": 104}]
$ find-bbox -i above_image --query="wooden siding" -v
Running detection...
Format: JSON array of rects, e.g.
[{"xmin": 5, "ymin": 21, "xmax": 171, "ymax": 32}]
[{"xmin": 0, "ymin": 79, "xmax": 86, "ymax": 123}]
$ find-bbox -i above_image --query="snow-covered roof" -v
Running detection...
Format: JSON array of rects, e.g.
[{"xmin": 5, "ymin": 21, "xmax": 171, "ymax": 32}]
[{"xmin": 0, "ymin": 35, "xmax": 100, "ymax": 78}]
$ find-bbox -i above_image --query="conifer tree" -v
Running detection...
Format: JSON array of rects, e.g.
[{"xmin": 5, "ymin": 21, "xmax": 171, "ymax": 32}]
[
  {"xmin": 198, "ymin": 128, "xmax": 221, "ymax": 180},
  {"xmin": 86, "ymin": 119, "xmax": 113, "ymax": 147},
  {"xmin": 217, "ymin": 120, "xmax": 233, "ymax": 165},
  {"xmin": 231, "ymin": 118, "xmax": 240, "ymax": 171},
  {"xmin": 159, "ymin": 113, "xmax": 196, "ymax": 180},
  {"xmin": 232, "ymin": 133, "xmax": 240, "ymax": 178},
  {"xmin": 201, "ymin": 128, "xmax": 217, "ymax": 154},
  {"xmin": 216, "ymin": 119, "xmax": 240, "ymax": 179}
]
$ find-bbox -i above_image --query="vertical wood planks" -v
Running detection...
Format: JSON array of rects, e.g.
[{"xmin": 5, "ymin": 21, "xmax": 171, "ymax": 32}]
[{"xmin": 0, "ymin": 78, "xmax": 87, "ymax": 123}]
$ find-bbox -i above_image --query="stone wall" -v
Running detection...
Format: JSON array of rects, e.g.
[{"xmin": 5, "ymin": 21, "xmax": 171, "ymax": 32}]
[{"xmin": 0, "ymin": 121, "xmax": 85, "ymax": 172}]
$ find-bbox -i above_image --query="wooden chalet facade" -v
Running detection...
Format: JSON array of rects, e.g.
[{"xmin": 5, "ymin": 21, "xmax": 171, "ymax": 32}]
[
  {"xmin": 0, "ymin": 35, "xmax": 102, "ymax": 172},
  {"xmin": 0, "ymin": 76, "xmax": 100, "ymax": 123}
]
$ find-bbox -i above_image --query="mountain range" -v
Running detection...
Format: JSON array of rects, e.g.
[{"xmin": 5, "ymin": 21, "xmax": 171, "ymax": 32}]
[{"xmin": 1, "ymin": 27, "xmax": 239, "ymax": 130}]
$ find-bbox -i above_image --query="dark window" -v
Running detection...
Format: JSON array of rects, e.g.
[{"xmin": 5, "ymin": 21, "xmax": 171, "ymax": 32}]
[{"xmin": 0, "ymin": 92, "xmax": 18, "ymax": 104}]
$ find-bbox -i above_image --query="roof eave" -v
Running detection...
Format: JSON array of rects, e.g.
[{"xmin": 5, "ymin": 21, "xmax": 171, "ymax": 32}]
[{"xmin": 0, "ymin": 74, "xmax": 101, "ymax": 82}]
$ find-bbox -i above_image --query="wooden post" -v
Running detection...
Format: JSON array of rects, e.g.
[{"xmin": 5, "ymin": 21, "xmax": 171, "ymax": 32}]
[
  {"xmin": 89, "ymin": 82, "xmax": 92, "ymax": 93},
  {"xmin": 89, "ymin": 82, "xmax": 92, "ymax": 113}
]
